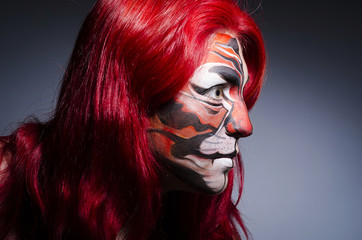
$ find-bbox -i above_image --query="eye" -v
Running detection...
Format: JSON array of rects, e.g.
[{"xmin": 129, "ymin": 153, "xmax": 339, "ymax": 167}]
[
  {"xmin": 205, "ymin": 86, "xmax": 224, "ymax": 100},
  {"xmin": 189, "ymin": 83, "xmax": 230, "ymax": 105}
]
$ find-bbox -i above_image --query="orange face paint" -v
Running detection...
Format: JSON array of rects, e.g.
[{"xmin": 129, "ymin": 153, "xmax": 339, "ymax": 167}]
[{"xmin": 148, "ymin": 33, "xmax": 252, "ymax": 194}]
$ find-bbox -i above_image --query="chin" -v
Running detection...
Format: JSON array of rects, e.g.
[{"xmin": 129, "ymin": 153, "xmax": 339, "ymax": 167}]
[{"xmin": 202, "ymin": 172, "xmax": 229, "ymax": 195}]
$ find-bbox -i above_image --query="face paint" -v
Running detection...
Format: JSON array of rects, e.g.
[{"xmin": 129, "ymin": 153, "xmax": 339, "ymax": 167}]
[{"xmin": 148, "ymin": 33, "xmax": 252, "ymax": 194}]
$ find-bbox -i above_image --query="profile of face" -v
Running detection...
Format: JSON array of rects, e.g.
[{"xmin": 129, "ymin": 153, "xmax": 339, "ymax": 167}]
[{"xmin": 148, "ymin": 33, "xmax": 252, "ymax": 194}]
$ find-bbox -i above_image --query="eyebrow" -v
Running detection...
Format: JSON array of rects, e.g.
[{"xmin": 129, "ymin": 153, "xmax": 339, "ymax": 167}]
[{"xmin": 208, "ymin": 66, "xmax": 241, "ymax": 86}]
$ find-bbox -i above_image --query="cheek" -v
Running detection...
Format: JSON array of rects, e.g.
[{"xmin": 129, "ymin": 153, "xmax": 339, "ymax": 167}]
[
  {"xmin": 148, "ymin": 131, "xmax": 173, "ymax": 158},
  {"xmin": 176, "ymin": 94, "xmax": 227, "ymax": 130},
  {"xmin": 149, "ymin": 93, "xmax": 232, "ymax": 160}
]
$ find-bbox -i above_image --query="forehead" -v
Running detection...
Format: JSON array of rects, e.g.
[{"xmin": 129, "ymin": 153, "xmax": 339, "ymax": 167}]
[
  {"xmin": 211, "ymin": 33, "xmax": 240, "ymax": 55},
  {"xmin": 203, "ymin": 33, "xmax": 246, "ymax": 83},
  {"xmin": 188, "ymin": 33, "xmax": 247, "ymax": 89}
]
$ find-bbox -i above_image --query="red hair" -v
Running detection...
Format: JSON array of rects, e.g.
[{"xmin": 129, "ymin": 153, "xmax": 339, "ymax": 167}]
[{"xmin": 0, "ymin": 0, "xmax": 265, "ymax": 239}]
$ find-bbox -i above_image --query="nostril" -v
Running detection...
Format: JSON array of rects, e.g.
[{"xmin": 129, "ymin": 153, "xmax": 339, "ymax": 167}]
[
  {"xmin": 223, "ymin": 99, "xmax": 253, "ymax": 138},
  {"xmin": 225, "ymin": 117, "xmax": 253, "ymax": 139},
  {"xmin": 226, "ymin": 127, "xmax": 253, "ymax": 138}
]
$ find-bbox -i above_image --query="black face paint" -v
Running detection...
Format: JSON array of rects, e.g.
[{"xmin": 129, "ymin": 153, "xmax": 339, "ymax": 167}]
[
  {"xmin": 157, "ymin": 101, "xmax": 215, "ymax": 132},
  {"xmin": 209, "ymin": 66, "xmax": 241, "ymax": 86},
  {"xmin": 148, "ymin": 33, "xmax": 252, "ymax": 194}
]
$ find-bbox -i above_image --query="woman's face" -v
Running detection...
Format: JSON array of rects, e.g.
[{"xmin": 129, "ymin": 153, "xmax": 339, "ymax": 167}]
[{"xmin": 148, "ymin": 33, "xmax": 252, "ymax": 194}]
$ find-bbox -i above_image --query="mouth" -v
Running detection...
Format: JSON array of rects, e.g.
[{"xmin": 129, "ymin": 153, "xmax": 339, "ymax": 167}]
[
  {"xmin": 194, "ymin": 149, "xmax": 237, "ymax": 160},
  {"xmin": 183, "ymin": 153, "xmax": 236, "ymax": 170}
]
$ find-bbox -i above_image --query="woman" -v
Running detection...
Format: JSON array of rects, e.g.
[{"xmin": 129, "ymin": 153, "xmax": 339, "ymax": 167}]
[{"xmin": 0, "ymin": 0, "xmax": 265, "ymax": 239}]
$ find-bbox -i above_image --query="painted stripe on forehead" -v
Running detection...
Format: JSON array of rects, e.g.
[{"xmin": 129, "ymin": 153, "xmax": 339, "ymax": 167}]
[
  {"xmin": 204, "ymin": 53, "xmax": 240, "ymax": 77},
  {"xmin": 208, "ymin": 66, "xmax": 240, "ymax": 86},
  {"xmin": 213, "ymin": 33, "xmax": 239, "ymax": 52},
  {"xmin": 208, "ymin": 33, "xmax": 243, "ymax": 77},
  {"xmin": 214, "ymin": 44, "xmax": 241, "ymax": 64},
  {"xmin": 223, "ymin": 37, "xmax": 240, "ymax": 55},
  {"xmin": 209, "ymin": 51, "xmax": 242, "ymax": 77}
]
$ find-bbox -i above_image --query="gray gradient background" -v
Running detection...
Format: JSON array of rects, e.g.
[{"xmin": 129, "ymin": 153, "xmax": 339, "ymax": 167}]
[{"xmin": 1, "ymin": 1, "xmax": 361, "ymax": 239}]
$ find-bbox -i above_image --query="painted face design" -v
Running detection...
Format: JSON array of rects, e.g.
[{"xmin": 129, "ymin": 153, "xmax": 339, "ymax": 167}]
[{"xmin": 148, "ymin": 33, "xmax": 253, "ymax": 194}]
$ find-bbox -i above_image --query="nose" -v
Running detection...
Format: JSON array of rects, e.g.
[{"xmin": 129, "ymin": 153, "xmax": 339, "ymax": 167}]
[{"xmin": 225, "ymin": 99, "xmax": 253, "ymax": 138}]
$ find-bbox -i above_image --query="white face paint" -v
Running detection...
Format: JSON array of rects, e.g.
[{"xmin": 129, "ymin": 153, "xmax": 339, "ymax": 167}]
[{"xmin": 148, "ymin": 33, "xmax": 252, "ymax": 194}]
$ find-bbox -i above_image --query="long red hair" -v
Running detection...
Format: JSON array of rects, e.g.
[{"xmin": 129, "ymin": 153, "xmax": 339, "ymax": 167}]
[{"xmin": 0, "ymin": 0, "xmax": 265, "ymax": 239}]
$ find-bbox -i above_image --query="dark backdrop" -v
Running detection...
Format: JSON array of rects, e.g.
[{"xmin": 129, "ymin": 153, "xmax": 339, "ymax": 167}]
[{"xmin": 1, "ymin": 1, "xmax": 361, "ymax": 239}]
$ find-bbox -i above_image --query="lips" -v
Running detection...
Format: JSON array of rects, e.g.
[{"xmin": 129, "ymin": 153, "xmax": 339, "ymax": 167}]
[{"xmin": 195, "ymin": 149, "xmax": 237, "ymax": 160}]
